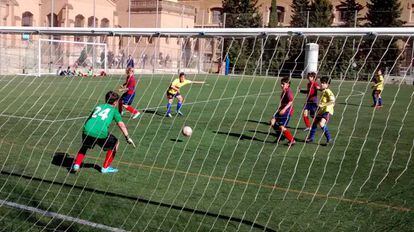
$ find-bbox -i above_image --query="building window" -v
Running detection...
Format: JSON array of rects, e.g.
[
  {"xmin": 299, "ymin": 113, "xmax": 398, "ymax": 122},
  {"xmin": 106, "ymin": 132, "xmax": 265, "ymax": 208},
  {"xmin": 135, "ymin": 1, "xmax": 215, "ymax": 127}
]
[
  {"xmin": 47, "ymin": 13, "xmax": 59, "ymax": 27},
  {"xmin": 74, "ymin": 14, "xmax": 85, "ymax": 42},
  {"xmin": 210, "ymin": 7, "xmax": 222, "ymax": 24},
  {"xmin": 411, "ymin": 4, "xmax": 414, "ymax": 22},
  {"xmin": 22, "ymin": 11, "xmax": 33, "ymax": 27},
  {"xmin": 88, "ymin": 16, "xmax": 98, "ymax": 27},
  {"xmin": 336, "ymin": 3, "xmax": 363, "ymax": 23}
]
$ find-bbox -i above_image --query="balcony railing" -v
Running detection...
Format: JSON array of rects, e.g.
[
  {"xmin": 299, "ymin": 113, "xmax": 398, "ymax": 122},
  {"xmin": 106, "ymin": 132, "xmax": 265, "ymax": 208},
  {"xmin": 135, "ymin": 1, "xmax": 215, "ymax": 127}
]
[{"xmin": 130, "ymin": 0, "xmax": 195, "ymax": 16}]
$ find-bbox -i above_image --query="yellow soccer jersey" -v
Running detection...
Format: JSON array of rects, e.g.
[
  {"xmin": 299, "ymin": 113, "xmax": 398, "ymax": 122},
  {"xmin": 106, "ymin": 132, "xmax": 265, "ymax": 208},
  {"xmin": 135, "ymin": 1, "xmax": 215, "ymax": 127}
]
[
  {"xmin": 318, "ymin": 88, "xmax": 335, "ymax": 115},
  {"xmin": 373, "ymin": 74, "xmax": 384, "ymax": 91},
  {"xmin": 168, "ymin": 78, "xmax": 192, "ymax": 95}
]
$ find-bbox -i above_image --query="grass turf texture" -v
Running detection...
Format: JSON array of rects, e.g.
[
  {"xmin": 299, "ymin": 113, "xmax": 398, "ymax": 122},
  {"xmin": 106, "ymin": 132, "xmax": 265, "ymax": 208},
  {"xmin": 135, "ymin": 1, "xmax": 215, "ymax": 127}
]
[{"xmin": 0, "ymin": 74, "xmax": 413, "ymax": 231}]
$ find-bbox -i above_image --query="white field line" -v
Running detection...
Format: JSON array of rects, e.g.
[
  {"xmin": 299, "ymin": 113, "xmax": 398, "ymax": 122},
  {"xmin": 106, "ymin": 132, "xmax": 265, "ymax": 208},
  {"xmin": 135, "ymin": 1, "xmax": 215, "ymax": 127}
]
[
  {"xmin": 1, "ymin": 90, "xmax": 365, "ymax": 123},
  {"xmin": 0, "ymin": 199, "xmax": 127, "ymax": 232}
]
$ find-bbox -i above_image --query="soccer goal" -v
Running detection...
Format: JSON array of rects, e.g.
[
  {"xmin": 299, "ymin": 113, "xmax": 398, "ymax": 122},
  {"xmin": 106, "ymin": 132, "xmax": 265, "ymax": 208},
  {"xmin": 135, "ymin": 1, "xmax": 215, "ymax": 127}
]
[
  {"xmin": 37, "ymin": 38, "xmax": 107, "ymax": 77},
  {"xmin": 0, "ymin": 27, "xmax": 413, "ymax": 231}
]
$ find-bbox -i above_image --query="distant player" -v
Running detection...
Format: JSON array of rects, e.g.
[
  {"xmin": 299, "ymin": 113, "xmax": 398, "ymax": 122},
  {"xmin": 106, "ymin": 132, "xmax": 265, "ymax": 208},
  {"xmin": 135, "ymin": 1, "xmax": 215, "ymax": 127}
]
[
  {"xmin": 72, "ymin": 91, "xmax": 135, "ymax": 173},
  {"xmin": 165, "ymin": 72, "xmax": 205, "ymax": 117},
  {"xmin": 306, "ymin": 76, "xmax": 335, "ymax": 145},
  {"xmin": 371, "ymin": 69, "xmax": 384, "ymax": 109},
  {"xmin": 299, "ymin": 72, "xmax": 320, "ymax": 131},
  {"xmin": 270, "ymin": 77, "xmax": 296, "ymax": 146},
  {"xmin": 119, "ymin": 67, "xmax": 140, "ymax": 119}
]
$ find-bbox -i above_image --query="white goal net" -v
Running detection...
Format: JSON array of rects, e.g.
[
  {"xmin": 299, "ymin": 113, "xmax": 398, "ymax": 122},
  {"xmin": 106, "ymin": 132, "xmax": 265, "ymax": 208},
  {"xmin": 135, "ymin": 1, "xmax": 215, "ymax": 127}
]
[{"xmin": 0, "ymin": 27, "xmax": 413, "ymax": 231}]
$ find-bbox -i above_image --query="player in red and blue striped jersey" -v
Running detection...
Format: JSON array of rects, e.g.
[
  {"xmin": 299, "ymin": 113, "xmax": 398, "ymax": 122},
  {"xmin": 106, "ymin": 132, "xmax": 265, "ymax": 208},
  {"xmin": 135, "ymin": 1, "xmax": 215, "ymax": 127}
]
[
  {"xmin": 270, "ymin": 77, "xmax": 296, "ymax": 146},
  {"xmin": 119, "ymin": 67, "xmax": 140, "ymax": 119},
  {"xmin": 300, "ymin": 72, "xmax": 320, "ymax": 131}
]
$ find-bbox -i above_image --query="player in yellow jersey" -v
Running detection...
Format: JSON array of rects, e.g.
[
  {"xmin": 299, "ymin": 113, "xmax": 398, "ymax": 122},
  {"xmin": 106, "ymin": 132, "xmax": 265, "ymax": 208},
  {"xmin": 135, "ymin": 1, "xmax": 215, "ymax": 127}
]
[
  {"xmin": 165, "ymin": 72, "xmax": 205, "ymax": 117},
  {"xmin": 371, "ymin": 69, "xmax": 384, "ymax": 109},
  {"xmin": 306, "ymin": 76, "xmax": 335, "ymax": 145}
]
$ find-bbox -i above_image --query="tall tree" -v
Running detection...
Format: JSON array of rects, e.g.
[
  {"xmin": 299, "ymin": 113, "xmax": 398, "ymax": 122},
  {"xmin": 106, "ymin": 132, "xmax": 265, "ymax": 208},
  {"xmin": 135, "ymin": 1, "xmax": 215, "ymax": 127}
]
[
  {"xmin": 290, "ymin": 0, "xmax": 310, "ymax": 27},
  {"xmin": 364, "ymin": 0, "xmax": 404, "ymax": 74},
  {"xmin": 339, "ymin": 0, "xmax": 363, "ymax": 27},
  {"xmin": 222, "ymin": 0, "xmax": 262, "ymax": 74},
  {"xmin": 366, "ymin": 0, "xmax": 404, "ymax": 27},
  {"xmin": 309, "ymin": 0, "xmax": 334, "ymax": 27},
  {"xmin": 268, "ymin": 0, "xmax": 278, "ymax": 27}
]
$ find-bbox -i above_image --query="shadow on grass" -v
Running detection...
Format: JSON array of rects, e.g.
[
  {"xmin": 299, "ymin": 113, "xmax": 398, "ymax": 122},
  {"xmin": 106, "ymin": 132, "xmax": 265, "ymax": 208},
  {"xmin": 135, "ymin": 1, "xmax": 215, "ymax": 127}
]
[
  {"xmin": 170, "ymin": 138, "xmax": 183, "ymax": 142},
  {"xmin": 213, "ymin": 131, "xmax": 276, "ymax": 144},
  {"xmin": 247, "ymin": 119, "xmax": 306, "ymax": 130},
  {"xmin": 142, "ymin": 109, "xmax": 165, "ymax": 117},
  {"xmin": 247, "ymin": 119, "xmax": 270, "ymax": 126},
  {"xmin": 1, "ymin": 170, "xmax": 275, "ymax": 232},
  {"xmin": 51, "ymin": 152, "xmax": 101, "ymax": 172}
]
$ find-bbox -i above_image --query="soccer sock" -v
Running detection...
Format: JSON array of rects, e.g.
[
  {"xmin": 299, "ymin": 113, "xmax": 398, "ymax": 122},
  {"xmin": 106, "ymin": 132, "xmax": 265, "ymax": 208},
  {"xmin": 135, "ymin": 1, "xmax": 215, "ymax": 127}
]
[
  {"xmin": 321, "ymin": 125, "xmax": 331, "ymax": 142},
  {"xmin": 303, "ymin": 115, "xmax": 311, "ymax": 128},
  {"xmin": 308, "ymin": 124, "xmax": 317, "ymax": 140},
  {"xmin": 283, "ymin": 129, "xmax": 294, "ymax": 142},
  {"xmin": 166, "ymin": 103, "xmax": 172, "ymax": 114},
  {"xmin": 125, "ymin": 105, "xmax": 138, "ymax": 114},
  {"xmin": 74, "ymin": 152, "xmax": 85, "ymax": 166},
  {"xmin": 177, "ymin": 102, "xmax": 182, "ymax": 112},
  {"xmin": 378, "ymin": 97, "xmax": 382, "ymax": 106},
  {"xmin": 103, "ymin": 149, "xmax": 115, "ymax": 168}
]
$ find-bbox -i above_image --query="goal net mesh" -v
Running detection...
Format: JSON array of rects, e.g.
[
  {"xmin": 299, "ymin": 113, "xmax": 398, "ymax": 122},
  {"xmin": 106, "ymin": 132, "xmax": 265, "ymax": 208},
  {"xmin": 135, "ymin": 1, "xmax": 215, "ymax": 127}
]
[{"xmin": 0, "ymin": 30, "xmax": 413, "ymax": 231}]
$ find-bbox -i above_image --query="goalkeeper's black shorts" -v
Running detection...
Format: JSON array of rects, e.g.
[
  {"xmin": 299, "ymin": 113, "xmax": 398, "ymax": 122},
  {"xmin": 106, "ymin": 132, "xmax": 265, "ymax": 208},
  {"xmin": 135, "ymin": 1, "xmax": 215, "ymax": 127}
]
[{"xmin": 81, "ymin": 133, "xmax": 118, "ymax": 151}]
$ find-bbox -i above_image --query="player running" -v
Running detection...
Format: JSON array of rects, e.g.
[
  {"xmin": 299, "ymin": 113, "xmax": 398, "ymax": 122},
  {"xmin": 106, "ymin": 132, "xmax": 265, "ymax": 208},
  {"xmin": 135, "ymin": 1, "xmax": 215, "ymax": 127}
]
[
  {"xmin": 119, "ymin": 67, "xmax": 140, "ymax": 119},
  {"xmin": 300, "ymin": 72, "xmax": 320, "ymax": 131},
  {"xmin": 270, "ymin": 77, "xmax": 296, "ymax": 146},
  {"xmin": 165, "ymin": 72, "xmax": 205, "ymax": 117},
  {"xmin": 306, "ymin": 76, "xmax": 335, "ymax": 145},
  {"xmin": 72, "ymin": 91, "xmax": 135, "ymax": 174},
  {"xmin": 371, "ymin": 69, "xmax": 384, "ymax": 109}
]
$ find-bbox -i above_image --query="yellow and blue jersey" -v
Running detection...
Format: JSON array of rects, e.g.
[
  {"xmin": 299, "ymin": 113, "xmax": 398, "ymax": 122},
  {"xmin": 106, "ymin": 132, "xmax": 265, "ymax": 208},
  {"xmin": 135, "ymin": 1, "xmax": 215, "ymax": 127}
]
[
  {"xmin": 318, "ymin": 88, "xmax": 335, "ymax": 115},
  {"xmin": 373, "ymin": 74, "xmax": 384, "ymax": 91},
  {"xmin": 168, "ymin": 78, "xmax": 192, "ymax": 95}
]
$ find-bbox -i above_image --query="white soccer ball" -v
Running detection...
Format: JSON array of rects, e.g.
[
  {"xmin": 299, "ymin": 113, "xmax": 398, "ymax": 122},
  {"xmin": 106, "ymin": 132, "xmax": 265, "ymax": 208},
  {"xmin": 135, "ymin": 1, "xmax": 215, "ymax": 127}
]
[{"xmin": 182, "ymin": 126, "xmax": 193, "ymax": 137}]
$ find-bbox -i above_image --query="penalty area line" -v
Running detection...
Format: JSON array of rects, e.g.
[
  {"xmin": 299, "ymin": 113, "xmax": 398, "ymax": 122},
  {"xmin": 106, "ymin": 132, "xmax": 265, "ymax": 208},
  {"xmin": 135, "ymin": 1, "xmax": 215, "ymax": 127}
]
[{"xmin": 0, "ymin": 198, "xmax": 127, "ymax": 232}]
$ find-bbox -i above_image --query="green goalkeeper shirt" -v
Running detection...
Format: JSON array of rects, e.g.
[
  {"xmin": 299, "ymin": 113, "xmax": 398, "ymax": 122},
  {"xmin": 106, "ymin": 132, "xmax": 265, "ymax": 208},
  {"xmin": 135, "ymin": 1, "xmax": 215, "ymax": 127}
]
[{"xmin": 83, "ymin": 103, "xmax": 122, "ymax": 139}]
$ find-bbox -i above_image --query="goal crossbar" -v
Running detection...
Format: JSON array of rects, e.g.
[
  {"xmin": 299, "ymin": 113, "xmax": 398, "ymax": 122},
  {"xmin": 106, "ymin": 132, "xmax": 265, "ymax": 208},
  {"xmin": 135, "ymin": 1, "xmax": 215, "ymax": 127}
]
[{"xmin": 2, "ymin": 26, "xmax": 414, "ymax": 37}]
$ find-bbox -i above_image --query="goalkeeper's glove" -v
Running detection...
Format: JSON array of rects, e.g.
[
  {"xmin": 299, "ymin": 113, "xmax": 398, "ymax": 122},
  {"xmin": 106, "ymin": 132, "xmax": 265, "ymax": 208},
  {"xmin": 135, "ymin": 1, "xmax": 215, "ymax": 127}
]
[{"xmin": 125, "ymin": 135, "xmax": 136, "ymax": 148}]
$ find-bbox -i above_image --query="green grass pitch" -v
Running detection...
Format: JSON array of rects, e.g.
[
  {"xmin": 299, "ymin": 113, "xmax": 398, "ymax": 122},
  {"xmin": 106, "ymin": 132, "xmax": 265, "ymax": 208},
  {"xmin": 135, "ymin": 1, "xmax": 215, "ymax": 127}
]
[{"xmin": 0, "ymin": 74, "xmax": 413, "ymax": 231}]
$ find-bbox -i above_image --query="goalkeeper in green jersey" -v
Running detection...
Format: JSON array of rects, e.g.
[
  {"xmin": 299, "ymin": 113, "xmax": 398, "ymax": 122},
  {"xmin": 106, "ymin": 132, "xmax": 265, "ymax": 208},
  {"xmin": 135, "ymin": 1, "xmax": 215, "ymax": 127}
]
[{"xmin": 72, "ymin": 91, "xmax": 135, "ymax": 173}]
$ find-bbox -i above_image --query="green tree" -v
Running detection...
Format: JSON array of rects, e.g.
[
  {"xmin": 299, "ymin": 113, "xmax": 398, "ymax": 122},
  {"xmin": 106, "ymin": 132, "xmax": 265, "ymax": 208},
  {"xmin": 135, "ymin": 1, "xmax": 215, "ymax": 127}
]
[
  {"xmin": 222, "ymin": 0, "xmax": 262, "ymax": 74},
  {"xmin": 366, "ymin": 0, "xmax": 404, "ymax": 27},
  {"xmin": 339, "ymin": 0, "xmax": 363, "ymax": 27},
  {"xmin": 364, "ymin": 0, "xmax": 404, "ymax": 75},
  {"xmin": 290, "ymin": 0, "xmax": 310, "ymax": 27},
  {"xmin": 309, "ymin": 0, "xmax": 334, "ymax": 27},
  {"xmin": 268, "ymin": 0, "xmax": 278, "ymax": 27}
]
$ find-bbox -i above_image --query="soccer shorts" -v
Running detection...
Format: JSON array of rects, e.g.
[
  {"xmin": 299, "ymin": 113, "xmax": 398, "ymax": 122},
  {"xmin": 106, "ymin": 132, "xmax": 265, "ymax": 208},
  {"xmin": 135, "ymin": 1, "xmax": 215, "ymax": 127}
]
[
  {"xmin": 315, "ymin": 112, "xmax": 330, "ymax": 123},
  {"xmin": 304, "ymin": 102, "xmax": 318, "ymax": 117},
  {"xmin": 166, "ymin": 91, "xmax": 181, "ymax": 99},
  {"xmin": 121, "ymin": 93, "xmax": 135, "ymax": 105},
  {"xmin": 81, "ymin": 133, "xmax": 118, "ymax": 151},
  {"xmin": 273, "ymin": 110, "xmax": 291, "ymax": 128},
  {"xmin": 372, "ymin": 89, "xmax": 382, "ymax": 96}
]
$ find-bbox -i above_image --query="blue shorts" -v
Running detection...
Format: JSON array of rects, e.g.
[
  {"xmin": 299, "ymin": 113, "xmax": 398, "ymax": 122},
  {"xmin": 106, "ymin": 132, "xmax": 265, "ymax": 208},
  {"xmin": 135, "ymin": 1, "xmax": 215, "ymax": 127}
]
[
  {"xmin": 304, "ymin": 103, "xmax": 318, "ymax": 117},
  {"xmin": 273, "ymin": 110, "xmax": 291, "ymax": 128},
  {"xmin": 166, "ymin": 91, "xmax": 181, "ymax": 99},
  {"xmin": 315, "ymin": 112, "xmax": 330, "ymax": 124},
  {"xmin": 121, "ymin": 93, "xmax": 135, "ymax": 105}
]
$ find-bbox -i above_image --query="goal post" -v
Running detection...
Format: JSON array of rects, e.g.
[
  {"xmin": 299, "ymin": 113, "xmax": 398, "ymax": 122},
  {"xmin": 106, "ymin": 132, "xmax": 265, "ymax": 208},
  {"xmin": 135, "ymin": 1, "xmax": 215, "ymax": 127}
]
[{"xmin": 37, "ymin": 38, "xmax": 107, "ymax": 77}]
